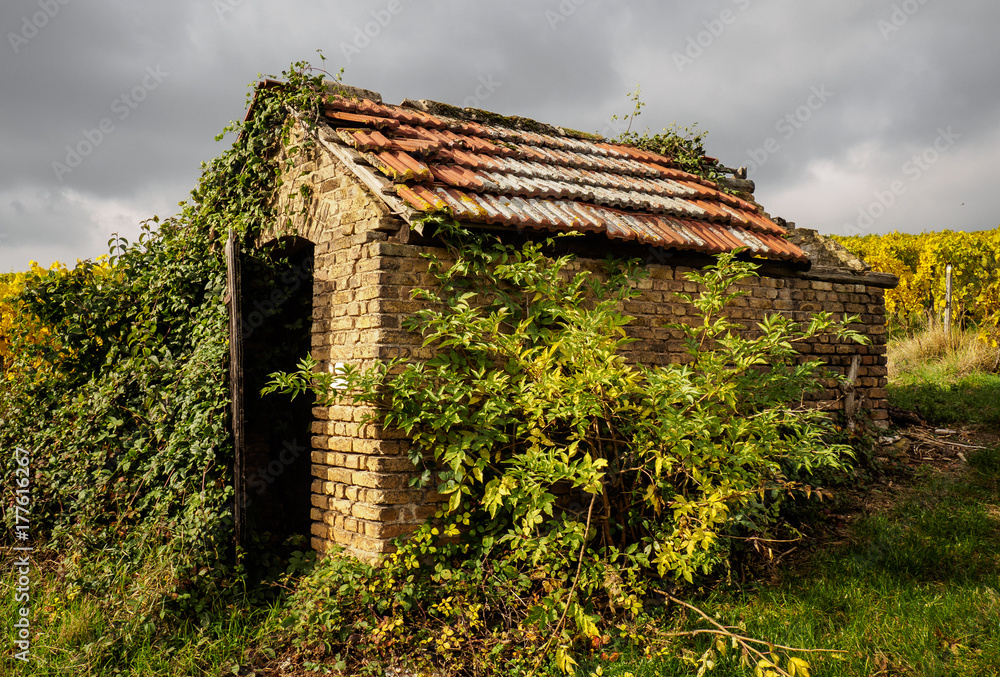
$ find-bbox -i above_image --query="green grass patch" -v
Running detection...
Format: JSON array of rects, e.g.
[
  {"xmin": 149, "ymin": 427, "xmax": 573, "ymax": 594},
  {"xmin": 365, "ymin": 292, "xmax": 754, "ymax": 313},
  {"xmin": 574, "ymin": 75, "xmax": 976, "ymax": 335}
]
[
  {"xmin": 588, "ymin": 446, "xmax": 1000, "ymax": 677},
  {"xmin": 888, "ymin": 370, "xmax": 1000, "ymax": 425},
  {"xmin": 0, "ymin": 556, "xmax": 284, "ymax": 676},
  {"xmin": 12, "ymin": 449, "xmax": 997, "ymax": 676},
  {"xmin": 886, "ymin": 326, "xmax": 1000, "ymax": 425}
]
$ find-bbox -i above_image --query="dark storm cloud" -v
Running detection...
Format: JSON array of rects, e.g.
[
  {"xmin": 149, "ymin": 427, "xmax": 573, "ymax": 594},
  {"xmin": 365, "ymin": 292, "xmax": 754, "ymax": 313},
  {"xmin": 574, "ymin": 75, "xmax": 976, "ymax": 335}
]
[
  {"xmin": 607, "ymin": 0, "xmax": 1000, "ymax": 235},
  {"xmin": 2, "ymin": 0, "xmax": 998, "ymax": 271}
]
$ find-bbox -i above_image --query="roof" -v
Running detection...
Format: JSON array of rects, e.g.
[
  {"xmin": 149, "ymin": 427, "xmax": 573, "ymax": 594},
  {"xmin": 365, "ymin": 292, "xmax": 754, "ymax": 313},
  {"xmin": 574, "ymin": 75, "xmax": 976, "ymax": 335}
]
[{"xmin": 298, "ymin": 83, "xmax": 807, "ymax": 263}]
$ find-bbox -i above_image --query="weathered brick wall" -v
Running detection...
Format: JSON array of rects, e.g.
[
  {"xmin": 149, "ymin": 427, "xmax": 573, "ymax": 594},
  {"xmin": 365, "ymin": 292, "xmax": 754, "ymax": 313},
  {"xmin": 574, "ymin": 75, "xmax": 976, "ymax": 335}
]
[
  {"xmin": 359, "ymin": 247, "xmax": 890, "ymax": 414},
  {"xmin": 613, "ymin": 263, "xmax": 889, "ymax": 414},
  {"xmin": 267, "ymin": 131, "xmax": 443, "ymax": 559},
  {"xmin": 265, "ymin": 129, "xmax": 890, "ymax": 560}
]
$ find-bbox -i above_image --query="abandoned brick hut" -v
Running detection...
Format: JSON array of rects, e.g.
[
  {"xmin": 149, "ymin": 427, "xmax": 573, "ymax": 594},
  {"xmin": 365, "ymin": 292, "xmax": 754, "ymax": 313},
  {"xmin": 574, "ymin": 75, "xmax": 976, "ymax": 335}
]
[{"xmin": 228, "ymin": 81, "xmax": 898, "ymax": 560}]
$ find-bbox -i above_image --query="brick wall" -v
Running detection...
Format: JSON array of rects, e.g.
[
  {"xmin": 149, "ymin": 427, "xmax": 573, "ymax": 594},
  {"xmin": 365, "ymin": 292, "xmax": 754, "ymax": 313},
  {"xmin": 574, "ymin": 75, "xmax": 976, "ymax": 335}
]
[
  {"xmin": 266, "ymin": 130, "xmax": 443, "ymax": 559},
  {"xmin": 613, "ymin": 262, "xmax": 889, "ymax": 412},
  {"xmin": 264, "ymin": 128, "xmax": 891, "ymax": 560}
]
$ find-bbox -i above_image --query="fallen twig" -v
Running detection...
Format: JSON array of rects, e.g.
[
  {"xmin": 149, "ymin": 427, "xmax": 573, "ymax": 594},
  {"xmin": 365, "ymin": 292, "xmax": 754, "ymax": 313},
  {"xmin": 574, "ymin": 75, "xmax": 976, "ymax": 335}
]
[
  {"xmin": 907, "ymin": 429, "xmax": 987, "ymax": 450},
  {"xmin": 665, "ymin": 595, "xmax": 846, "ymax": 655},
  {"xmin": 657, "ymin": 594, "xmax": 845, "ymax": 677}
]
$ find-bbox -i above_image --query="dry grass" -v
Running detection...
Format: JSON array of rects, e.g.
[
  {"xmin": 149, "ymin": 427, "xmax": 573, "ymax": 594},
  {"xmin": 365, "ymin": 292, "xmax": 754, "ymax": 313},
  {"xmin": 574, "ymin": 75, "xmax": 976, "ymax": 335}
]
[{"xmin": 888, "ymin": 324, "xmax": 1000, "ymax": 380}]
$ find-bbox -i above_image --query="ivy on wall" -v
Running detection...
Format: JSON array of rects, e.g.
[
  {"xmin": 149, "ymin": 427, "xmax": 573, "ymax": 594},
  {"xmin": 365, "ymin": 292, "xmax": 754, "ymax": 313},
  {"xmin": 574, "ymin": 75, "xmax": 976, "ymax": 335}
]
[{"xmin": 0, "ymin": 60, "xmax": 332, "ymax": 609}]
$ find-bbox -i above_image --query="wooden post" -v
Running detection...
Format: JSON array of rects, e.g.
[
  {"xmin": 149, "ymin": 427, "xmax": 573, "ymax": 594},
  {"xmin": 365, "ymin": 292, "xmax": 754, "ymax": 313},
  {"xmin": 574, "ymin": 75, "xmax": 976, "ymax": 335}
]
[
  {"xmin": 225, "ymin": 231, "xmax": 247, "ymax": 551},
  {"xmin": 944, "ymin": 263, "xmax": 953, "ymax": 335},
  {"xmin": 836, "ymin": 354, "xmax": 862, "ymax": 430}
]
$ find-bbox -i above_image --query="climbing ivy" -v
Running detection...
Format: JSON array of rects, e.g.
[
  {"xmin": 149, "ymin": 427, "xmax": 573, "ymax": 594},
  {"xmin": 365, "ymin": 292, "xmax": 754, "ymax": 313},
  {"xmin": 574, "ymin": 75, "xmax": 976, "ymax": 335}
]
[{"xmin": 0, "ymin": 59, "xmax": 332, "ymax": 616}]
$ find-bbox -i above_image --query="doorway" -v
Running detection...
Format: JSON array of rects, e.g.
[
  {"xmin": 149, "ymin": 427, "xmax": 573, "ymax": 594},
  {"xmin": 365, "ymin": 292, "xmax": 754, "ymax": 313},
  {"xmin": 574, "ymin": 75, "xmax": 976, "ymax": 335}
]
[{"xmin": 233, "ymin": 236, "xmax": 316, "ymax": 563}]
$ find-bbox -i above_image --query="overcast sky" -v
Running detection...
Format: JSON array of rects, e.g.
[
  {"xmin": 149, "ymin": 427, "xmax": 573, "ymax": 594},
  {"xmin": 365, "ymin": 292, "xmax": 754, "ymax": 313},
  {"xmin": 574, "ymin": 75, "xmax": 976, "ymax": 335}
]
[{"xmin": 2, "ymin": 0, "xmax": 997, "ymax": 272}]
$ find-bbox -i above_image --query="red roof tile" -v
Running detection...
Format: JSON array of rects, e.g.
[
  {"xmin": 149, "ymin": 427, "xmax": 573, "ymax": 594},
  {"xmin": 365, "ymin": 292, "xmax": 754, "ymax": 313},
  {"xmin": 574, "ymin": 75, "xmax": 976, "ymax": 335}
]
[{"xmin": 319, "ymin": 94, "xmax": 807, "ymax": 263}]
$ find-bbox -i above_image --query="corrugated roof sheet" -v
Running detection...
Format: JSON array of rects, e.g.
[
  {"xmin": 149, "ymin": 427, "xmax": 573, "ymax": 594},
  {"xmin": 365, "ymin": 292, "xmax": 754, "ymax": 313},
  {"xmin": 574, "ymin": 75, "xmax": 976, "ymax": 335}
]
[{"xmin": 320, "ymin": 95, "xmax": 807, "ymax": 263}]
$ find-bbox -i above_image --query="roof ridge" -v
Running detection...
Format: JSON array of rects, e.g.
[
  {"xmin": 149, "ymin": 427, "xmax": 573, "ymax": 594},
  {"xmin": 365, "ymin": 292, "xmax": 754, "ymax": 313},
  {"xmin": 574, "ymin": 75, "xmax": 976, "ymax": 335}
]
[
  {"xmin": 397, "ymin": 97, "xmax": 599, "ymax": 142},
  {"xmin": 323, "ymin": 80, "xmax": 383, "ymax": 104}
]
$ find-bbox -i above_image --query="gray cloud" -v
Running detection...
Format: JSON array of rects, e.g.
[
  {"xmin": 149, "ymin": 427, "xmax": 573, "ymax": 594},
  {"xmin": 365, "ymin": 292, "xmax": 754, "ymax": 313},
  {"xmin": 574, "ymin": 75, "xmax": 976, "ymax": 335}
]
[{"xmin": 2, "ymin": 0, "xmax": 998, "ymax": 272}]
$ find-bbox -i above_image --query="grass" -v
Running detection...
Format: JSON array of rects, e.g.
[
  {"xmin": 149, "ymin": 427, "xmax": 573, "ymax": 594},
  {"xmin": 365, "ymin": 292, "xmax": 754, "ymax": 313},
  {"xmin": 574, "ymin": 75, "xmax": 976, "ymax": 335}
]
[
  {"xmin": 887, "ymin": 324, "xmax": 998, "ymax": 380},
  {"xmin": 889, "ymin": 370, "xmax": 1000, "ymax": 425},
  {"xmin": 887, "ymin": 326, "xmax": 1000, "ymax": 425},
  {"xmin": 582, "ymin": 326, "xmax": 1000, "ymax": 677},
  {"xmin": 0, "ymin": 551, "xmax": 283, "ymax": 676},
  {"xmin": 19, "ymin": 447, "xmax": 992, "ymax": 676},
  {"xmin": 586, "ymin": 446, "xmax": 1000, "ymax": 677}
]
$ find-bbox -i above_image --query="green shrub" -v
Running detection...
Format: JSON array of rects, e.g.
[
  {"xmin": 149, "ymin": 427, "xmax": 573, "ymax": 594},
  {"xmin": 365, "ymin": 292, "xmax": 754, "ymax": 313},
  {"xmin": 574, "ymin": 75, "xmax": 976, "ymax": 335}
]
[{"xmin": 268, "ymin": 220, "xmax": 869, "ymax": 674}]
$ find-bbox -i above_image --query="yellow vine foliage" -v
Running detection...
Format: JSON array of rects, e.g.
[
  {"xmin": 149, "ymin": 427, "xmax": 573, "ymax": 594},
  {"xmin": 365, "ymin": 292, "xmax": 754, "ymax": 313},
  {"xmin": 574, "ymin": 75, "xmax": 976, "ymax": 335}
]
[
  {"xmin": 1, "ymin": 261, "xmax": 65, "ymax": 377},
  {"xmin": 0, "ymin": 259, "xmax": 108, "ymax": 378},
  {"xmin": 834, "ymin": 227, "xmax": 1000, "ymax": 344}
]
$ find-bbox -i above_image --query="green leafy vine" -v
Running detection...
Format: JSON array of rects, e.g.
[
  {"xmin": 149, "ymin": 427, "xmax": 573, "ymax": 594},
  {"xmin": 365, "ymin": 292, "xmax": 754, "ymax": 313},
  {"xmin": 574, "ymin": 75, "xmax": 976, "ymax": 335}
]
[{"xmin": 0, "ymin": 58, "xmax": 334, "ymax": 620}]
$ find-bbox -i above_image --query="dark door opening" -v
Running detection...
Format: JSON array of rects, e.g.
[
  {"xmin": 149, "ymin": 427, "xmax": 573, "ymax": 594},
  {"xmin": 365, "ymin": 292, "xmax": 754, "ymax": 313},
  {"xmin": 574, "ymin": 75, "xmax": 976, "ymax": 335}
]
[{"xmin": 237, "ymin": 237, "xmax": 315, "ymax": 566}]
